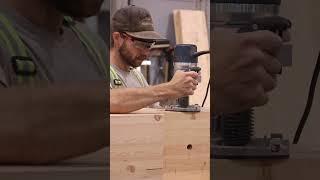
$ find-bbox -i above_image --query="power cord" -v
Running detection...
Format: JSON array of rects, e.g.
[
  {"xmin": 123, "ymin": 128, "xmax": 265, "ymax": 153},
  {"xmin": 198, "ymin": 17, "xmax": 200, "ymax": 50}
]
[
  {"xmin": 293, "ymin": 51, "xmax": 320, "ymax": 144},
  {"xmin": 202, "ymin": 78, "xmax": 210, "ymax": 107}
]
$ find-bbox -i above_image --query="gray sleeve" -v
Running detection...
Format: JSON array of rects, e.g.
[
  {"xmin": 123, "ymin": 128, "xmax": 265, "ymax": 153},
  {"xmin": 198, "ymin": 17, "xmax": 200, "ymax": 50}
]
[
  {"xmin": 0, "ymin": 47, "xmax": 10, "ymax": 87},
  {"xmin": 0, "ymin": 67, "xmax": 7, "ymax": 87}
]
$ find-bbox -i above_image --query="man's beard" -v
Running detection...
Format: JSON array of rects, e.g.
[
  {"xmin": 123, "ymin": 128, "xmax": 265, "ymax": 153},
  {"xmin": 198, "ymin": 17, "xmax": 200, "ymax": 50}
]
[
  {"xmin": 50, "ymin": 0, "xmax": 104, "ymax": 18},
  {"xmin": 119, "ymin": 42, "xmax": 146, "ymax": 68}
]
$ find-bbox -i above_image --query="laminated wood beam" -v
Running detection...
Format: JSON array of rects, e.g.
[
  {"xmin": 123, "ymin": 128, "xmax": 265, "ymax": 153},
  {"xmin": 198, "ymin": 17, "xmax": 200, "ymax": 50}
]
[{"xmin": 110, "ymin": 108, "xmax": 210, "ymax": 180}]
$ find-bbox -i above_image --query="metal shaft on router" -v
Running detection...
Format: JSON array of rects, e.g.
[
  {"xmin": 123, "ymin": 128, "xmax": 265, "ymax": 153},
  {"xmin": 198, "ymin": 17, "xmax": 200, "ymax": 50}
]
[{"xmin": 221, "ymin": 109, "xmax": 254, "ymax": 146}]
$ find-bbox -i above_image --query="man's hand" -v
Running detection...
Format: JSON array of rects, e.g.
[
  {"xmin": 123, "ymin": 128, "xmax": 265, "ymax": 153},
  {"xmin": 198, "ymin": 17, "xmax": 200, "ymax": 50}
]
[
  {"xmin": 213, "ymin": 29, "xmax": 283, "ymax": 113},
  {"xmin": 166, "ymin": 70, "xmax": 199, "ymax": 99}
]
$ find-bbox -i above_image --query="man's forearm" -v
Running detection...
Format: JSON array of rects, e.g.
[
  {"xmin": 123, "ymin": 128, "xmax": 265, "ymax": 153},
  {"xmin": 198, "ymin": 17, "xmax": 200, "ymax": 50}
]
[
  {"xmin": 0, "ymin": 82, "xmax": 108, "ymax": 164},
  {"xmin": 110, "ymin": 83, "xmax": 175, "ymax": 113}
]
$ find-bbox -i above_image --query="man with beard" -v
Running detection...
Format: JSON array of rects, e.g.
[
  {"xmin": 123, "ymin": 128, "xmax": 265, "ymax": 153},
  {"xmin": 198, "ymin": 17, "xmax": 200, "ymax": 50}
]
[{"xmin": 109, "ymin": 5, "xmax": 200, "ymax": 112}]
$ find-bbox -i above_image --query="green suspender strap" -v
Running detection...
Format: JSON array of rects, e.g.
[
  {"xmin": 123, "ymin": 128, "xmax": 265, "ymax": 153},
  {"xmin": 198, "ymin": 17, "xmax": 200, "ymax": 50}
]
[
  {"xmin": 131, "ymin": 69, "xmax": 148, "ymax": 87},
  {"xmin": 110, "ymin": 65, "xmax": 125, "ymax": 89},
  {"xmin": 64, "ymin": 17, "xmax": 108, "ymax": 82},
  {"xmin": 0, "ymin": 13, "xmax": 37, "ymax": 86}
]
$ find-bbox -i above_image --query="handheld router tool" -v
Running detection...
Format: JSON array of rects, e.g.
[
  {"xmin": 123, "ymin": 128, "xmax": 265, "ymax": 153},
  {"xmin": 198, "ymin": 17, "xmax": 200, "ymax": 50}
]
[
  {"xmin": 211, "ymin": 0, "xmax": 293, "ymax": 159},
  {"xmin": 165, "ymin": 44, "xmax": 209, "ymax": 112}
]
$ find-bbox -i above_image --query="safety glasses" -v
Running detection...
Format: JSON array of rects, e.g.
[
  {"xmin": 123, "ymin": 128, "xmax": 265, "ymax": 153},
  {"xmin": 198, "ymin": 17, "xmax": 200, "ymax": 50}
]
[{"xmin": 120, "ymin": 32, "xmax": 156, "ymax": 51}]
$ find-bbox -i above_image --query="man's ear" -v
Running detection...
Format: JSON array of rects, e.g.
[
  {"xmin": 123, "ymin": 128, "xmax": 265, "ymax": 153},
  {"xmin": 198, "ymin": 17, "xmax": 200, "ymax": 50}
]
[{"xmin": 112, "ymin": 32, "xmax": 123, "ymax": 48}]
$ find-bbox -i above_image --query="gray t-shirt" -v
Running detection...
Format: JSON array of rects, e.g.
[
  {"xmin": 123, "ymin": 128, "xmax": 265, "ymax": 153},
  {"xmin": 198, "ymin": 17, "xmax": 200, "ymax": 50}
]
[
  {"xmin": 0, "ymin": 5, "xmax": 106, "ymax": 87},
  {"xmin": 110, "ymin": 64, "xmax": 148, "ymax": 88},
  {"xmin": 109, "ymin": 64, "xmax": 163, "ymax": 108}
]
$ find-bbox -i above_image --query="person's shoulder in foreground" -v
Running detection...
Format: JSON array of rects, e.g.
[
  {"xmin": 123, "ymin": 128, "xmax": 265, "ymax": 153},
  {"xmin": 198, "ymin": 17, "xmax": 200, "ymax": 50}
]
[
  {"xmin": 0, "ymin": 0, "xmax": 109, "ymax": 87},
  {"xmin": 0, "ymin": 0, "xmax": 109, "ymax": 164}
]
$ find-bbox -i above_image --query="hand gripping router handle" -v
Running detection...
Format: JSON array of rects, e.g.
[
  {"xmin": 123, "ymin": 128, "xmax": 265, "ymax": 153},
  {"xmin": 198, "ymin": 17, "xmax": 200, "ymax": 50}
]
[
  {"xmin": 177, "ymin": 66, "xmax": 202, "ymax": 108},
  {"xmin": 173, "ymin": 44, "xmax": 209, "ymax": 108}
]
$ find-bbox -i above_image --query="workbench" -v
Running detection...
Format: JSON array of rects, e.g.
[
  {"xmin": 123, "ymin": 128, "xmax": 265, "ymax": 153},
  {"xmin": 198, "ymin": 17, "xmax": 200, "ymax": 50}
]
[
  {"xmin": 0, "ymin": 148, "xmax": 108, "ymax": 180},
  {"xmin": 213, "ymin": 148, "xmax": 320, "ymax": 180},
  {"xmin": 110, "ymin": 108, "xmax": 210, "ymax": 180}
]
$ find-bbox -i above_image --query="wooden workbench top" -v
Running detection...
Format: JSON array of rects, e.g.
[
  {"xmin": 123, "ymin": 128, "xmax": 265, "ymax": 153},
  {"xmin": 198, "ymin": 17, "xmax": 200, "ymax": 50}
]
[
  {"xmin": 111, "ymin": 107, "xmax": 210, "ymax": 115},
  {"xmin": 0, "ymin": 148, "xmax": 108, "ymax": 180},
  {"xmin": 213, "ymin": 147, "xmax": 320, "ymax": 180}
]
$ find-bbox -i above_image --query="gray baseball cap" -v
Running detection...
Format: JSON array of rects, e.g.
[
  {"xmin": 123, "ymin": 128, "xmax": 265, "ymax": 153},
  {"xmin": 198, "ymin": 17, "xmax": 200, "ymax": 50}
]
[{"xmin": 111, "ymin": 5, "xmax": 166, "ymax": 42}]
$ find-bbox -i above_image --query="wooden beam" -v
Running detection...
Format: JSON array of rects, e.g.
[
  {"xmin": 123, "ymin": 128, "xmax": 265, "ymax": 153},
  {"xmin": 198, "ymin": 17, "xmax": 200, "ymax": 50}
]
[
  {"xmin": 110, "ymin": 109, "xmax": 210, "ymax": 180},
  {"xmin": 163, "ymin": 110, "xmax": 210, "ymax": 180},
  {"xmin": 110, "ymin": 113, "xmax": 164, "ymax": 180}
]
